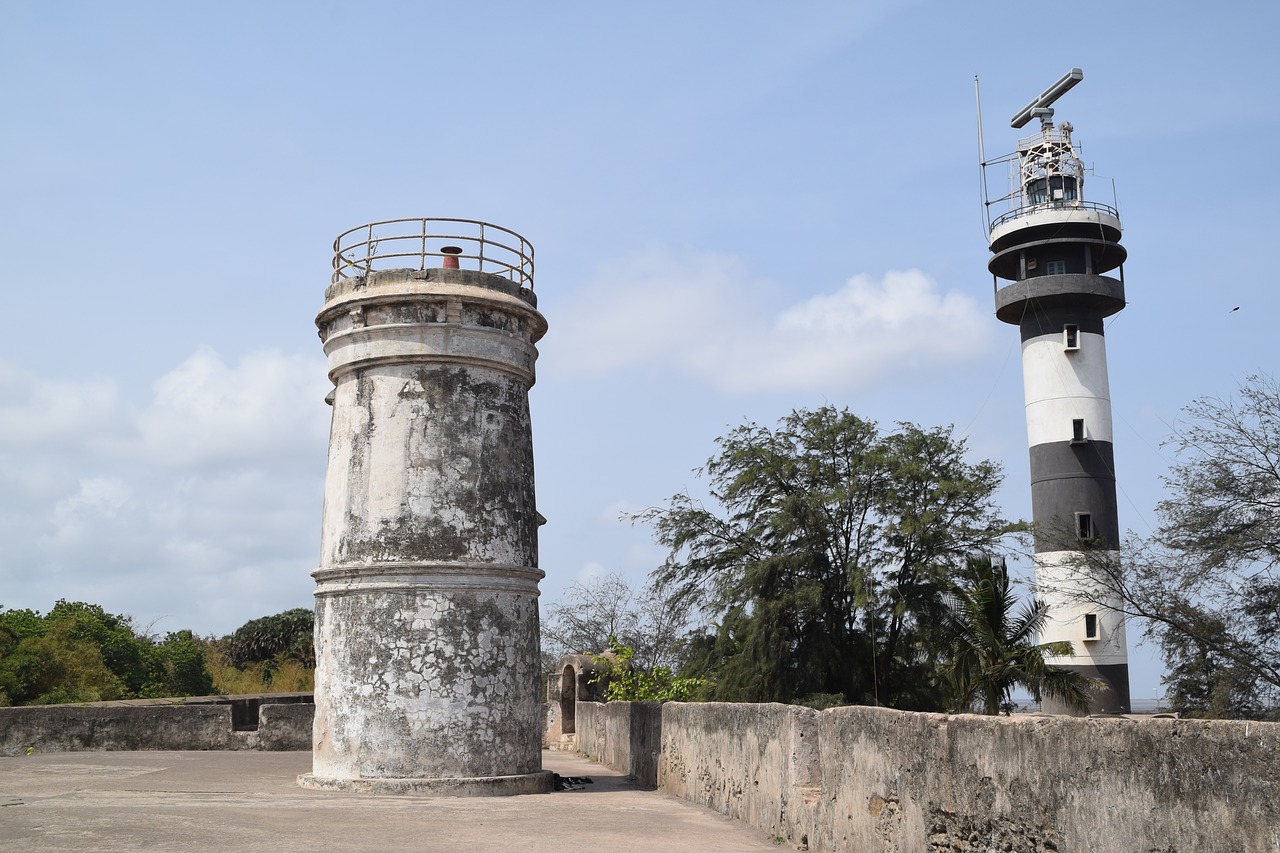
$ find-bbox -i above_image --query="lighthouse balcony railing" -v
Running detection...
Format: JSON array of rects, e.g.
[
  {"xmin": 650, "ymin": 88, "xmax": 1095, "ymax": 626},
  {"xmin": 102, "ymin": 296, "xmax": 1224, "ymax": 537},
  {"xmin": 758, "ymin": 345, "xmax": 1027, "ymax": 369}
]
[
  {"xmin": 990, "ymin": 200, "xmax": 1120, "ymax": 233},
  {"xmin": 332, "ymin": 217, "xmax": 534, "ymax": 289}
]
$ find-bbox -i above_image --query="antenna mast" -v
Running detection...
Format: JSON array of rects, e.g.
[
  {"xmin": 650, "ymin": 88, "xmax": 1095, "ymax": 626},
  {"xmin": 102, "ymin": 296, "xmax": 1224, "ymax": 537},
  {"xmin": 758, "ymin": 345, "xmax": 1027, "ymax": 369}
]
[{"xmin": 975, "ymin": 75, "xmax": 990, "ymax": 233}]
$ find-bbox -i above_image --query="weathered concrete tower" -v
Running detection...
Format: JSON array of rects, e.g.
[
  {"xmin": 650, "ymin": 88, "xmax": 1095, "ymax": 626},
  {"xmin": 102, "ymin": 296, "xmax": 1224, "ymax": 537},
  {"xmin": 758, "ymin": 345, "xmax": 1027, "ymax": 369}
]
[
  {"xmin": 300, "ymin": 218, "xmax": 552, "ymax": 793},
  {"xmin": 985, "ymin": 70, "xmax": 1131, "ymax": 714}
]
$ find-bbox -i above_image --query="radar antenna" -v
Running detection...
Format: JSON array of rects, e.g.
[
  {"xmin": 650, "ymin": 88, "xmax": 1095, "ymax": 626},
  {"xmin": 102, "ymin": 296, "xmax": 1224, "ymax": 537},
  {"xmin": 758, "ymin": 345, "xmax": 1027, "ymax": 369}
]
[{"xmin": 1010, "ymin": 68, "xmax": 1083, "ymax": 129}]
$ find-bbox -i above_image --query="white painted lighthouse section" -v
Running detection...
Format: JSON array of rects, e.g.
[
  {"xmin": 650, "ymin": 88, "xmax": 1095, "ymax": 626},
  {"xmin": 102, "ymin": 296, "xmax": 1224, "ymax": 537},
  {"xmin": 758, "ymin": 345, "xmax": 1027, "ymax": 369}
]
[
  {"xmin": 1034, "ymin": 549, "xmax": 1129, "ymax": 666},
  {"xmin": 1021, "ymin": 331, "xmax": 1113, "ymax": 447}
]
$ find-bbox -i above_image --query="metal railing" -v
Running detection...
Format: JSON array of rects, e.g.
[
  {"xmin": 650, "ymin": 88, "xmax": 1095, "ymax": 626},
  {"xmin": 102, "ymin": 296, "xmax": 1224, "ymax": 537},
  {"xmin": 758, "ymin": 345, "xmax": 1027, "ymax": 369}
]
[
  {"xmin": 990, "ymin": 199, "xmax": 1119, "ymax": 232},
  {"xmin": 331, "ymin": 218, "xmax": 534, "ymax": 289}
]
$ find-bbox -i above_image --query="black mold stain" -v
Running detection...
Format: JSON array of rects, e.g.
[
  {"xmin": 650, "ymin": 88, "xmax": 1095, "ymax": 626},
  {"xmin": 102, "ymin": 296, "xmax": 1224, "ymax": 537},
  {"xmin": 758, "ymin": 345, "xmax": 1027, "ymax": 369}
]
[{"xmin": 336, "ymin": 365, "xmax": 537, "ymax": 565}]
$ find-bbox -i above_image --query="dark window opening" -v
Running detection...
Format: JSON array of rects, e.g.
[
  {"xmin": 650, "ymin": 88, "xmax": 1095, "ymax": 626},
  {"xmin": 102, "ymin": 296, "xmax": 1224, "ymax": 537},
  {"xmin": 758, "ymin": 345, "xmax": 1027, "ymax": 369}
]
[
  {"xmin": 1064, "ymin": 324, "xmax": 1079, "ymax": 350},
  {"xmin": 1028, "ymin": 178, "xmax": 1047, "ymax": 205},
  {"xmin": 1076, "ymin": 512, "xmax": 1094, "ymax": 540},
  {"xmin": 1072, "ymin": 419, "xmax": 1086, "ymax": 443},
  {"xmin": 1084, "ymin": 613, "xmax": 1099, "ymax": 640},
  {"xmin": 1049, "ymin": 175, "xmax": 1078, "ymax": 201},
  {"xmin": 560, "ymin": 665, "xmax": 577, "ymax": 734}
]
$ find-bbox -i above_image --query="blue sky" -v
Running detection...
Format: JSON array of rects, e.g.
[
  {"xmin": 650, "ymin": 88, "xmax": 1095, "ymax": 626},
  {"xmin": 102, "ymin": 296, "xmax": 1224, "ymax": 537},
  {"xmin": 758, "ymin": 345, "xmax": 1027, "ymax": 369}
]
[{"xmin": 2, "ymin": 1, "xmax": 1276, "ymax": 703}]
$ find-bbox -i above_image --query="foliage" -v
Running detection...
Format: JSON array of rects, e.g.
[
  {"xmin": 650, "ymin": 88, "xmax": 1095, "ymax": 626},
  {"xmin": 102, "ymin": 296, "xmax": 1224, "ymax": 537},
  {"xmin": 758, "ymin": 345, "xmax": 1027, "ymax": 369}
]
[
  {"xmin": 222, "ymin": 608, "xmax": 315, "ymax": 669},
  {"xmin": 589, "ymin": 638, "xmax": 703, "ymax": 702},
  {"xmin": 207, "ymin": 607, "xmax": 316, "ymax": 693},
  {"xmin": 542, "ymin": 572, "xmax": 692, "ymax": 672},
  {"xmin": 0, "ymin": 601, "xmax": 215, "ymax": 705},
  {"xmin": 635, "ymin": 406, "xmax": 1019, "ymax": 709},
  {"xmin": 1052, "ymin": 376, "xmax": 1280, "ymax": 717},
  {"xmin": 149, "ymin": 631, "xmax": 215, "ymax": 698},
  {"xmin": 941, "ymin": 556, "xmax": 1092, "ymax": 715},
  {"xmin": 0, "ymin": 600, "xmax": 321, "ymax": 705},
  {"xmin": 204, "ymin": 641, "xmax": 314, "ymax": 694}
]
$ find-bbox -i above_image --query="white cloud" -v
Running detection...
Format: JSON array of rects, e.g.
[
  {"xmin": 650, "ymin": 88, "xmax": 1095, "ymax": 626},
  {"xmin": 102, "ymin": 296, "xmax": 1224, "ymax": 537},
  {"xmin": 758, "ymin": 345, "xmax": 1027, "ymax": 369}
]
[
  {"xmin": 0, "ymin": 348, "xmax": 330, "ymax": 635},
  {"xmin": 0, "ymin": 362, "xmax": 124, "ymax": 447},
  {"xmin": 549, "ymin": 248, "xmax": 992, "ymax": 394},
  {"xmin": 134, "ymin": 345, "xmax": 330, "ymax": 469},
  {"xmin": 573, "ymin": 562, "xmax": 609, "ymax": 584},
  {"xmin": 598, "ymin": 498, "xmax": 645, "ymax": 526}
]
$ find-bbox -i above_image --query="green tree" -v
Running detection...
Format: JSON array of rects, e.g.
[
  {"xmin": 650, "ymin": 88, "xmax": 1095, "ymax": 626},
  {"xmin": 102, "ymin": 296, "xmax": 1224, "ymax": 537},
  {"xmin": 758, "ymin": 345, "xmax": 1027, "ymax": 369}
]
[
  {"xmin": 636, "ymin": 407, "xmax": 1019, "ymax": 709},
  {"xmin": 0, "ymin": 620, "xmax": 126, "ymax": 705},
  {"xmin": 0, "ymin": 601, "xmax": 216, "ymax": 705},
  {"xmin": 148, "ymin": 630, "xmax": 215, "ymax": 698},
  {"xmin": 1051, "ymin": 376, "xmax": 1280, "ymax": 717},
  {"xmin": 941, "ymin": 556, "xmax": 1091, "ymax": 715},
  {"xmin": 222, "ymin": 608, "xmax": 315, "ymax": 668},
  {"xmin": 589, "ymin": 638, "xmax": 703, "ymax": 702},
  {"xmin": 45, "ymin": 600, "xmax": 151, "ymax": 695},
  {"xmin": 1159, "ymin": 614, "xmax": 1268, "ymax": 719}
]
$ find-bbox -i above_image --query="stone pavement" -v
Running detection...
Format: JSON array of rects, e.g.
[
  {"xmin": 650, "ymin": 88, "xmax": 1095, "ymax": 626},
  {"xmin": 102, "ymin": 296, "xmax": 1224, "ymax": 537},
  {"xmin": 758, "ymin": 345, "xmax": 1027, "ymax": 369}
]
[{"xmin": 0, "ymin": 750, "xmax": 781, "ymax": 852}]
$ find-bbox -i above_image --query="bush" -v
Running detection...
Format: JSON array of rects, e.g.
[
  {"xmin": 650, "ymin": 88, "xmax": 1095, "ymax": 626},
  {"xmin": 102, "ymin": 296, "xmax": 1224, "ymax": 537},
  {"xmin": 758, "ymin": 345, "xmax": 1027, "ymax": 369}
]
[{"xmin": 590, "ymin": 638, "xmax": 703, "ymax": 702}]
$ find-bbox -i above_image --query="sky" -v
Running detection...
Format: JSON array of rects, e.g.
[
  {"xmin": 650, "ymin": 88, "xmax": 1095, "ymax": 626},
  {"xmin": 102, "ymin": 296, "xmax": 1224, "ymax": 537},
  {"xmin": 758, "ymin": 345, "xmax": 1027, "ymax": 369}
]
[{"xmin": 2, "ymin": 1, "xmax": 1277, "ymax": 703}]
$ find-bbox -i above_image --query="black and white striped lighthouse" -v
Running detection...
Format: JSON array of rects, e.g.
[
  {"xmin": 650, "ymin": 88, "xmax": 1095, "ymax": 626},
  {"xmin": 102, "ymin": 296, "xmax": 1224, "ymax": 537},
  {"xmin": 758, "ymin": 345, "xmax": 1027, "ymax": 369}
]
[{"xmin": 985, "ymin": 69, "xmax": 1131, "ymax": 714}]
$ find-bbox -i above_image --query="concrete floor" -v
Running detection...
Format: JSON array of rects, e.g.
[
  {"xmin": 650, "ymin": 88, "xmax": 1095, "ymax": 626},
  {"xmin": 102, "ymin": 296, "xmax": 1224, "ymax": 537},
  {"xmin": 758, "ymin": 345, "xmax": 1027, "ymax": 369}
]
[{"xmin": 0, "ymin": 750, "xmax": 781, "ymax": 852}]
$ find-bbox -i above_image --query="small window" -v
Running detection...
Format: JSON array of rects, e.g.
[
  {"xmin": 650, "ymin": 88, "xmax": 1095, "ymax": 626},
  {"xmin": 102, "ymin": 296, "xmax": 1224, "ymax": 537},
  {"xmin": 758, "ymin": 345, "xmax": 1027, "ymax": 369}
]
[
  {"xmin": 1046, "ymin": 260, "xmax": 1067, "ymax": 275},
  {"xmin": 1072, "ymin": 419, "xmax": 1086, "ymax": 443},
  {"xmin": 1064, "ymin": 324, "xmax": 1080, "ymax": 350},
  {"xmin": 1084, "ymin": 613, "xmax": 1099, "ymax": 640},
  {"xmin": 1048, "ymin": 176, "xmax": 1079, "ymax": 202},
  {"xmin": 1028, "ymin": 178, "xmax": 1048, "ymax": 205},
  {"xmin": 1076, "ymin": 512, "xmax": 1094, "ymax": 540}
]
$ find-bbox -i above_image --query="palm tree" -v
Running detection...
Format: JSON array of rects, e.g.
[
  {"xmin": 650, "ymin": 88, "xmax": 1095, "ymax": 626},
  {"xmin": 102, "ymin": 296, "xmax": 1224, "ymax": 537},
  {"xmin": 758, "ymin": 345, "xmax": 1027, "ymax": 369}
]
[{"xmin": 942, "ymin": 556, "xmax": 1092, "ymax": 714}]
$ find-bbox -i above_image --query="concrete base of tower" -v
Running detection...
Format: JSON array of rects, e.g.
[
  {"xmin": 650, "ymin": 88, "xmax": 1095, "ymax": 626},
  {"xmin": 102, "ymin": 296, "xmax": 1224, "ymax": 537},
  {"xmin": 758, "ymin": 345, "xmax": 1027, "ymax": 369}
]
[
  {"xmin": 296, "ymin": 770, "xmax": 554, "ymax": 797},
  {"xmin": 308, "ymin": 566, "xmax": 546, "ymax": 790},
  {"xmin": 1040, "ymin": 662, "xmax": 1131, "ymax": 716}
]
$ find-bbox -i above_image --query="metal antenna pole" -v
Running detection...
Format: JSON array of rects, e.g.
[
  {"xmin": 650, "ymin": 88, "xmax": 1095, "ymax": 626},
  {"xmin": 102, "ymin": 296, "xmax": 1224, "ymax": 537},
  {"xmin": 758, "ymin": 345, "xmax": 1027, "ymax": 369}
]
[{"xmin": 975, "ymin": 75, "xmax": 991, "ymax": 232}]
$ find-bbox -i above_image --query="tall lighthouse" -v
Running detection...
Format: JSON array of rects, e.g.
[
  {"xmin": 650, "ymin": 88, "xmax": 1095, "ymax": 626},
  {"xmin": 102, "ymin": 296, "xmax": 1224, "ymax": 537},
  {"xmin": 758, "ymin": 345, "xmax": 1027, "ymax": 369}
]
[{"xmin": 986, "ymin": 69, "xmax": 1131, "ymax": 714}]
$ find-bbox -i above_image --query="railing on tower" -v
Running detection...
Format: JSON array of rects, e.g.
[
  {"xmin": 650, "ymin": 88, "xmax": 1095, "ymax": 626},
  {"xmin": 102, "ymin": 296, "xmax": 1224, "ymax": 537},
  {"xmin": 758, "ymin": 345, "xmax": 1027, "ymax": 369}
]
[
  {"xmin": 331, "ymin": 218, "xmax": 535, "ymax": 289},
  {"xmin": 989, "ymin": 199, "xmax": 1120, "ymax": 232}
]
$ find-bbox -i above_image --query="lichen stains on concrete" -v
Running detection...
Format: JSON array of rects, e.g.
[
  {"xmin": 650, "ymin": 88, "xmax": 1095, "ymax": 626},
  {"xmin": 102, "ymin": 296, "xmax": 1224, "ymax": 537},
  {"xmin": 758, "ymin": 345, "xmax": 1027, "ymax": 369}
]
[
  {"xmin": 313, "ymin": 588, "xmax": 543, "ymax": 780},
  {"xmin": 326, "ymin": 364, "xmax": 536, "ymax": 567}
]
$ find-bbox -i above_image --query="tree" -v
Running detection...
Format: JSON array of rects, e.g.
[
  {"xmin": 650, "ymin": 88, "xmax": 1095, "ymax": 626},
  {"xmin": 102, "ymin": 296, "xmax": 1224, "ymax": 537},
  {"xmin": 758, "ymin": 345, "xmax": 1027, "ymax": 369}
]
[
  {"xmin": 588, "ymin": 638, "xmax": 704, "ymax": 702},
  {"xmin": 0, "ymin": 621, "xmax": 126, "ymax": 705},
  {"xmin": 1050, "ymin": 376, "xmax": 1280, "ymax": 717},
  {"xmin": 541, "ymin": 573, "xmax": 691, "ymax": 672},
  {"xmin": 942, "ymin": 556, "xmax": 1092, "ymax": 715},
  {"xmin": 635, "ymin": 406, "xmax": 1019, "ymax": 708},
  {"xmin": 0, "ymin": 601, "xmax": 220, "ymax": 705},
  {"xmin": 222, "ymin": 608, "xmax": 315, "ymax": 669},
  {"xmin": 150, "ymin": 630, "xmax": 215, "ymax": 698}
]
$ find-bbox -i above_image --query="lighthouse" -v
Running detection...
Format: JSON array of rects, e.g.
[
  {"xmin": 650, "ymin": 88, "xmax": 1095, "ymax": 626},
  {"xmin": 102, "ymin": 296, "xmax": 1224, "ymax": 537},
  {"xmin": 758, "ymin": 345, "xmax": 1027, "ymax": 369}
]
[
  {"xmin": 300, "ymin": 218, "xmax": 552, "ymax": 793},
  {"xmin": 985, "ymin": 70, "xmax": 1131, "ymax": 714}
]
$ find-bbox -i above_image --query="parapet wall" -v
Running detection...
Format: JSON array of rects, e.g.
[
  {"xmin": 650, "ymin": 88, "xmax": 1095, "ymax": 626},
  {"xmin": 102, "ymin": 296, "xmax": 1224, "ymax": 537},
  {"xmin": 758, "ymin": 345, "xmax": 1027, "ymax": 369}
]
[
  {"xmin": 573, "ymin": 700, "xmax": 661, "ymax": 787},
  {"xmin": 0, "ymin": 699, "xmax": 313, "ymax": 755},
  {"xmin": 579, "ymin": 700, "xmax": 1280, "ymax": 853}
]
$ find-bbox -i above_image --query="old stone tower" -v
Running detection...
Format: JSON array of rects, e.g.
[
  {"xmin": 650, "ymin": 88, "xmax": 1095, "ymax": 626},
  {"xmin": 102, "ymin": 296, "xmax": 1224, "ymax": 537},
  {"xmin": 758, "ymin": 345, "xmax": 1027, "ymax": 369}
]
[
  {"xmin": 299, "ymin": 218, "xmax": 552, "ymax": 794},
  {"xmin": 985, "ymin": 70, "xmax": 1131, "ymax": 714}
]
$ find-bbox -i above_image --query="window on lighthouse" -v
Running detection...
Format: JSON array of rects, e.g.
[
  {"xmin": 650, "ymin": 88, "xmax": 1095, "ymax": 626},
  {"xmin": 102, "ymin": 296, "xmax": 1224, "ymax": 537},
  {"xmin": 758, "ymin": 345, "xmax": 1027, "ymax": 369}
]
[
  {"xmin": 1049, "ymin": 176, "xmax": 1078, "ymax": 201},
  {"xmin": 1064, "ymin": 324, "xmax": 1080, "ymax": 350},
  {"xmin": 1076, "ymin": 512, "xmax": 1094, "ymax": 540},
  {"xmin": 1072, "ymin": 419, "xmax": 1086, "ymax": 443},
  {"xmin": 1047, "ymin": 260, "xmax": 1067, "ymax": 275},
  {"xmin": 1027, "ymin": 178, "xmax": 1048, "ymax": 205},
  {"xmin": 1084, "ymin": 613, "xmax": 1099, "ymax": 640}
]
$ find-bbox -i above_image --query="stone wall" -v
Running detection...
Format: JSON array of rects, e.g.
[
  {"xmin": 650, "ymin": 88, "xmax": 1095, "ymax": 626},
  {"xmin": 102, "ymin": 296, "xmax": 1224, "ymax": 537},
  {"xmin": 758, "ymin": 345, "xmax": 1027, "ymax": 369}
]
[
  {"xmin": 574, "ymin": 700, "xmax": 662, "ymax": 787},
  {"xmin": 658, "ymin": 703, "xmax": 820, "ymax": 846},
  {"xmin": 0, "ymin": 699, "xmax": 313, "ymax": 755},
  {"xmin": 810, "ymin": 706, "xmax": 1278, "ymax": 853},
  {"xmin": 584, "ymin": 701, "xmax": 1279, "ymax": 853}
]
